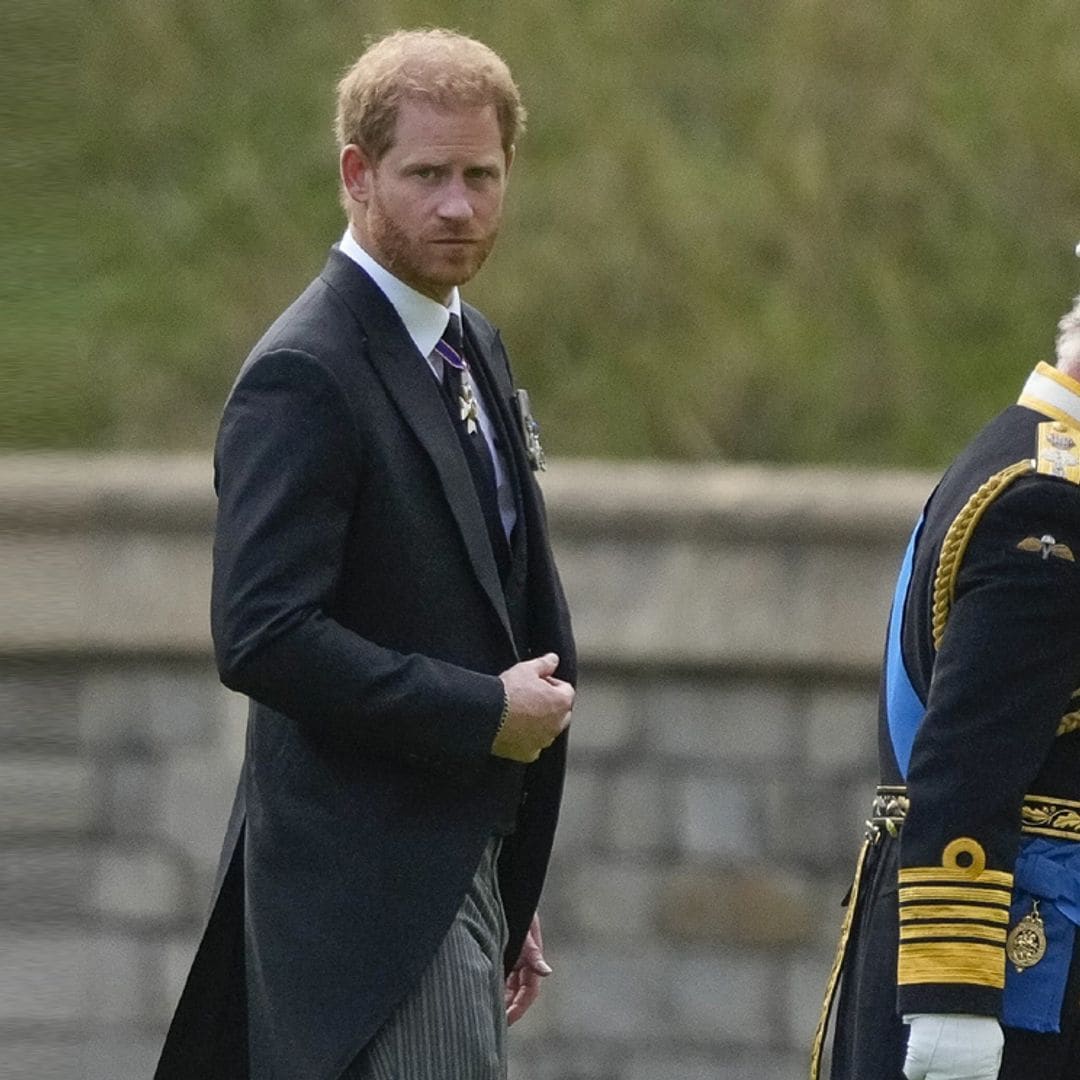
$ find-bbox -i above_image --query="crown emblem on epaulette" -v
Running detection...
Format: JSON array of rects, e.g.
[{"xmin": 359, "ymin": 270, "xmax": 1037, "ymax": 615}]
[{"xmin": 1047, "ymin": 426, "xmax": 1077, "ymax": 450}]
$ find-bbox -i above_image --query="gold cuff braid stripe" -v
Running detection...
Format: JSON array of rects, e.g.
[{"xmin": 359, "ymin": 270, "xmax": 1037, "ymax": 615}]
[
  {"xmin": 898, "ymin": 884, "xmax": 1012, "ymax": 905},
  {"xmin": 898, "ymin": 941, "xmax": 1005, "ymax": 988},
  {"xmin": 931, "ymin": 459, "xmax": 1034, "ymax": 649},
  {"xmin": 900, "ymin": 923, "xmax": 1007, "ymax": 944},
  {"xmin": 899, "ymin": 903, "xmax": 1011, "ymax": 924}
]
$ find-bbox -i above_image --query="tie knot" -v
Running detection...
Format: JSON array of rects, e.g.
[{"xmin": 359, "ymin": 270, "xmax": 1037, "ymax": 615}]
[{"xmin": 435, "ymin": 313, "xmax": 466, "ymax": 371}]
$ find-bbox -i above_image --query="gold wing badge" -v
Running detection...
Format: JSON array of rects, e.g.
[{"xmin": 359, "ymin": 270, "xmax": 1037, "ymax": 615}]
[{"xmin": 1016, "ymin": 535, "xmax": 1076, "ymax": 562}]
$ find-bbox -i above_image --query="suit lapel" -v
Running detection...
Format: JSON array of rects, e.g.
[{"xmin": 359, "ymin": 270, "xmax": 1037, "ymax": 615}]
[{"xmin": 319, "ymin": 251, "xmax": 514, "ymax": 643}]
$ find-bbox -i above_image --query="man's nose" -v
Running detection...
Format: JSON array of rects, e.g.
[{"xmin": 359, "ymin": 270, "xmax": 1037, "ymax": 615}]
[{"xmin": 436, "ymin": 179, "xmax": 474, "ymax": 221}]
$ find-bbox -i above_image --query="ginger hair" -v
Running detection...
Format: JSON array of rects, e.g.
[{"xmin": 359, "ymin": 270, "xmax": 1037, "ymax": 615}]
[{"xmin": 335, "ymin": 29, "xmax": 526, "ymax": 164}]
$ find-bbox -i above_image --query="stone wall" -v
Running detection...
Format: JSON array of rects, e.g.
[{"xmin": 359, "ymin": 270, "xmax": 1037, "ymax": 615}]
[{"xmin": 0, "ymin": 455, "xmax": 933, "ymax": 1080}]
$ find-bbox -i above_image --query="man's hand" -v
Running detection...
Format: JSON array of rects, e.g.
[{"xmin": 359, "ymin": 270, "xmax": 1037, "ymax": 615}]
[
  {"xmin": 505, "ymin": 913, "xmax": 551, "ymax": 1025},
  {"xmin": 903, "ymin": 1014, "xmax": 1004, "ymax": 1080},
  {"xmin": 492, "ymin": 654, "xmax": 574, "ymax": 763}
]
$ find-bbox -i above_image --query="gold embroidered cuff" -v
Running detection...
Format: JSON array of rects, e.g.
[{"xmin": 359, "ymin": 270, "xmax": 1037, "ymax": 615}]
[{"xmin": 897, "ymin": 838, "xmax": 1012, "ymax": 989}]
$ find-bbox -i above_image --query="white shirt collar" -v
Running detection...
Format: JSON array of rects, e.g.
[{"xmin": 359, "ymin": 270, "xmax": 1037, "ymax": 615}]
[
  {"xmin": 339, "ymin": 228, "xmax": 461, "ymax": 359},
  {"xmin": 1018, "ymin": 362, "xmax": 1080, "ymax": 428}
]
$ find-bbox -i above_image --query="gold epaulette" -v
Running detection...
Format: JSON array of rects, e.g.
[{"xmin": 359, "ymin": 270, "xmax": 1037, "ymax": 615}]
[
  {"xmin": 897, "ymin": 838, "xmax": 1012, "ymax": 990},
  {"xmin": 1036, "ymin": 420, "xmax": 1080, "ymax": 483},
  {"xmin": 931, "ymin": 460, "xmax": 1034, "ymax": 648}
]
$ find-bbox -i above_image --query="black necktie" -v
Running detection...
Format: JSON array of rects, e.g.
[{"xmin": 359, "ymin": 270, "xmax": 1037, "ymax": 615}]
[{"xmin": 435, "ymin": 314, "xmax": 510, "ymax": 578}]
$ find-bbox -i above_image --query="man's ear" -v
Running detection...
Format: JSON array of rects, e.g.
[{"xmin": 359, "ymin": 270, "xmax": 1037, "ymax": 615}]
[
  {"xmin": 340, "ymin": 144, "xmax": 374, "ymax": 207},
  {"xmin": 504, "ymin": 145, "xmax": 515, "ymax": 179}
]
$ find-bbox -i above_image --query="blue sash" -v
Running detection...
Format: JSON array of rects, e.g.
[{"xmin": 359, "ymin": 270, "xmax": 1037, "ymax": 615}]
[
  {"xmin": 884, "ymin": 517, "xmax": 926, "ymax": 779},
  {"xmin": 1003, "ymin": 839, "xmax": 1080, "ymax": 1033}
]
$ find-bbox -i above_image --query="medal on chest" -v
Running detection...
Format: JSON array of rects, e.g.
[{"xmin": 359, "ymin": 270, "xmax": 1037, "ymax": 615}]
[{"xmin": 459, "ymin": 376, "xmax": 479, "ymax": 435}]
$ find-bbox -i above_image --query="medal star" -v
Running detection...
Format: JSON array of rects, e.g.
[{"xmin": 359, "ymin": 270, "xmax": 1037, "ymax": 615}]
[{"xmin": 458, "ymin": 386, "xmax": 479, "ymax": 435}]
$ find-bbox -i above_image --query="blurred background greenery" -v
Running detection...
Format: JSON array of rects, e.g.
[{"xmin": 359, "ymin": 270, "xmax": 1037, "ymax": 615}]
[{"xmin": 22, "ymin": 0, "xmax": 1080, "ymax": 463}]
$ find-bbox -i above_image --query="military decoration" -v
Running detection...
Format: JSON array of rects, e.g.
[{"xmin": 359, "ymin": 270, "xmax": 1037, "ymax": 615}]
[
  {"xmin": 459, "ymin": 377, "xmax": 480, "ymax": 435},
  {"xmin": 1006, "ymin": 901, "xmax": 1047, "ymax": 973},
  {"xmin": 1015, "ymin": 535, "xmax": 1076, "ymax": 562},
  {"xmin": 514, "ymin": 388, "xmax": 547, "ymax": 471}
]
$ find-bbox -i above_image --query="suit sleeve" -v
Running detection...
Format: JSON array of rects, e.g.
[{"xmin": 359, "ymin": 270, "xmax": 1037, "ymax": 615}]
[
  {"xmin": 211, "ymin": 348, "xmax": 505, "ymax": 777},
  {"xmin": 898, "ymin": 476, "xmax": 1080, "ymax": 1016}
]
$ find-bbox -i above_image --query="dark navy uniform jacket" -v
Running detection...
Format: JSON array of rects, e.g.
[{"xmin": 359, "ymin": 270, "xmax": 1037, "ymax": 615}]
[
  {"xmin": 154, "ymin": 249, "xmax": 575, "ymax": 1080},
  {"xmin": 825, "ymin": 363, "xmax": 1080, "ymax": 1079}
]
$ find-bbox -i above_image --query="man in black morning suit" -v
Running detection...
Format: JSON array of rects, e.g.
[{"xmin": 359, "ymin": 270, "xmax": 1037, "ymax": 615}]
[
  {"xmin": 814, "ymin": 286, "xmax": 1080, "ymax": 1080},
  {"xmin": 156, "ymin": 29, "xmax": 576, "ymax": 1080}
]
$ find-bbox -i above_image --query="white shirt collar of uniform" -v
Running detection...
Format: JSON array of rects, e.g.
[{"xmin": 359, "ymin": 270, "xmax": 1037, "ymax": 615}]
[
  {"xmin": 1018, "ymin": 361, "xmax": 1080, "ymax": 428},
  {"xmin": 339, "ymin": 228, "xmax": 461, "ymax": 359}
]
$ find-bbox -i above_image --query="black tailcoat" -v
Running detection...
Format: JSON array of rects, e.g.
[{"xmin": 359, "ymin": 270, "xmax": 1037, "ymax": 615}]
[{"xmin": 156, "ymin": 250, "xmax": 576, "ymax": 1080}]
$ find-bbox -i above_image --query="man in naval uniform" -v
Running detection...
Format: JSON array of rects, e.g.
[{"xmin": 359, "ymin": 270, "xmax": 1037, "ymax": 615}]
[
  {"xmin": 814, "ymin": 288, "xmax": 1080, "ymax": 1080},
  {"xmin": 155, "ymin": 29, "xmax": 576, "ymax": 1080}
]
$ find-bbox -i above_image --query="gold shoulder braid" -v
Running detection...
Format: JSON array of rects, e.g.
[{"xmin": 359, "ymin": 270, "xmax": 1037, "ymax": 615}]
[{"xmin": 931, "ymin": 460, "xmax": 1035, "ymax": 649}]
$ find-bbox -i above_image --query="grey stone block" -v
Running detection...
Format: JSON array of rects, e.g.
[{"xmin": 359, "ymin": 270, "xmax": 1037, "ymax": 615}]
[
  {"xmin": 102, "ymin": 759, "xmax": 163, "ymax": 837},
  {"xmin": 546, "ymin": 947, "xmax": 670, "ymax": 1039},
  {"xmin": 0, "ymin": 843, "xmax": 93, "ymax": 921},
  {"xmin": 670, "ymin": 953, "xmax": 774, "ymax": 1044},
  {"xmin": 0, "ymin": 757, "xmax": 96, "ymax": 832},
  {"xmin": 677, "ymin": 777, "xmax": 755, "ymax": 857},
  {"xmin": 1, "ymin": 1040, "xmax": 82, "ymax": 1080},
  {"xmin": 805, "ymin": 686, "xmax": 878, "ymax": 770},
  {"xmin": 0, "ymin": 662, "xmax": 81, "ymax": 748},
  {"xmin": 85, "ymin": 932, "xmax": 157, "ymax": 1024},
  {"xmin": 523, "ymin": 1047, "xmax": 624, "ymax": 1080},
  {"xmin": 92, "ymin": 845, "xmax": 186, "ymax": 924},
  {"xmin": 623, "ymin": 1055, "xmax": 719, "ymax": 1080},
  {"xmin": 707, "ymin": 1053, "xmax": 808, "ymax": 1080},
  {"xmin": 567, "ymin": 678, "xmax": 637, "ymax": 754},
  {"xmin": 555, "ymin": 766, "xmax": 607, "ymax": 853},
  {"xmin": 160, "ymin": 749, "xmax": 238, "ymax": 881},
  {"xmin": 784, "ymin": 949, "xmax": 835, "ymax": 1050},
  {"xmin": 762, "ymin": 777, "xmax": 845, "ymax": 868},
  {"xmin": 624, "ymin": 1053, "xmax": 807, "ymax": 1080},
  {"xmin": 80, "ymin": 665, "xmax": 221, "ymax": 752},
  {"xmin": 657, "ymin": 863, "xmax": 816, "ymax": 948},
  {"xmin": 648, "ymin": 680, "xmax": 797, "ymax": 764},
  {"xmin": 0, "ymin": 930, "xmax": 88, "ymax": 1022},
  {"xmin": 564, "ymin": 861, "xmax": 664, "ymax": 940},
  {"xmin": 608, "ymin": 769, "xmax": 671, "ymax": 854},
  {"xmin": 82, "ymin": 1029, "xmax": 166, "ymax": 1080}
]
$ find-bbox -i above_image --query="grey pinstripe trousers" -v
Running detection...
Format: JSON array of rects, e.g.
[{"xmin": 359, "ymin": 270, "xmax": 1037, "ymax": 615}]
[{"xmin": 342, "ymin": 838, "xmax": 509, "ymax": 1080}]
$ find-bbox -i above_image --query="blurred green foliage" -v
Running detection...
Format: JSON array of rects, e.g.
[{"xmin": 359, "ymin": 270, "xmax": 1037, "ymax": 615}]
[{"xmin": 24, "ymin": 0, "xmax": 1080, "ymax": 462}]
